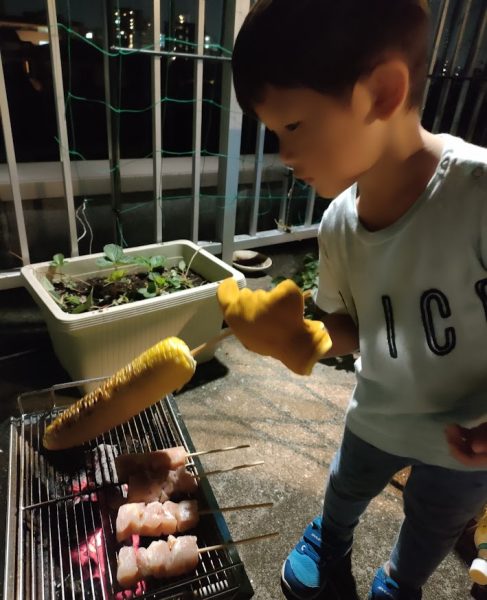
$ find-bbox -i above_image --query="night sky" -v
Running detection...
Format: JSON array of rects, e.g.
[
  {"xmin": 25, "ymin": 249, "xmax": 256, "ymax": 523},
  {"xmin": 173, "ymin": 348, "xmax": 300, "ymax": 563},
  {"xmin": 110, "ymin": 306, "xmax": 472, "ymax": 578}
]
[{"xmin": 1, "ymin": 0, "xmax": 224, "ymax": 40}]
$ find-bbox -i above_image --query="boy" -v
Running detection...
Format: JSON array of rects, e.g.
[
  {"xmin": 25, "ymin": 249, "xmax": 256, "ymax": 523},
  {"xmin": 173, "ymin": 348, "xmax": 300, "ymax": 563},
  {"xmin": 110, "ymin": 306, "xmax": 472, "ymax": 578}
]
[{"xmin": 229, "ymin": 1, "xmax": 487, "ymax": 598}]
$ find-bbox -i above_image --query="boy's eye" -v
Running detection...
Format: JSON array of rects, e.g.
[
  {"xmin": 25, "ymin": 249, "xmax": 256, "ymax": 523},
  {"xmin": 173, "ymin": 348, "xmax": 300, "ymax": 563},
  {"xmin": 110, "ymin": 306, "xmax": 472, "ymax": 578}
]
[{"xmin": 285, "ymin": 121, "xmax": 301, "ymax": 132}]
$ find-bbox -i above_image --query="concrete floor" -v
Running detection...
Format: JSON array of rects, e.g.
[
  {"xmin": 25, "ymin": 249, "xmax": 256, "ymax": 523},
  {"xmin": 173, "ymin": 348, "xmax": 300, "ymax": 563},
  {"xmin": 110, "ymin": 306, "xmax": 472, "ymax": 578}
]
[{"xmin": 0, "ymin": 239, "xmax": 484, "ymax": 599}]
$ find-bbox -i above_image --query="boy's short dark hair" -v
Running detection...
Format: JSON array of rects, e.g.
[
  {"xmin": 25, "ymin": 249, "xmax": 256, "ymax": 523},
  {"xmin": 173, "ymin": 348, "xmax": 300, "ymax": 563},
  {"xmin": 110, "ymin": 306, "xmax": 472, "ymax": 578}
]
[{"xmin": 232, "ymin": 0, "xmax": 430, "ymax": 116}]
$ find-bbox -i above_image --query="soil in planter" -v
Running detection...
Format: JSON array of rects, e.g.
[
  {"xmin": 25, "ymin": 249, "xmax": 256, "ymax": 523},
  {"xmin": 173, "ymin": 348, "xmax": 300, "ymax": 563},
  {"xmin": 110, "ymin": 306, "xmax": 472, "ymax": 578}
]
[{"xmin": 50, "ymin": 268, "xmax": 206, "ymax": 314}]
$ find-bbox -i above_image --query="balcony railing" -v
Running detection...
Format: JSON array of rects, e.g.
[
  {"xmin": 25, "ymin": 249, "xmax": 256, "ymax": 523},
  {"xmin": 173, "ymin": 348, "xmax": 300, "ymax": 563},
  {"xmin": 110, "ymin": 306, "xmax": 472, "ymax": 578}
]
[{"xmin": 0, "ymin": 0, "xmax": 485, "ymax": 289}]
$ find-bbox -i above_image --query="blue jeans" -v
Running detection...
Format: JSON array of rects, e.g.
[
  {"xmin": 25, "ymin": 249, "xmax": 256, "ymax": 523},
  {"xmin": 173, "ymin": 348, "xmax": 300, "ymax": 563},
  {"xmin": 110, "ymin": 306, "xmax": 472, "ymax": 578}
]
[{"xmin": 322, "ymin": 427, "xmax": 487, "ymax": 589}]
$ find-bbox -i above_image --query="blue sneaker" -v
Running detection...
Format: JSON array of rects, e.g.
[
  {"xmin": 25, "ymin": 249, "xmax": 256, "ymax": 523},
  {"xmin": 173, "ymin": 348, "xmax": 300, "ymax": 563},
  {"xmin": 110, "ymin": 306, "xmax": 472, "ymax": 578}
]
[
  {"xmin": 281, "ymin": 516, "xmax": 352, "ymax": 599},
  {"xmin": 369, "ymin": 566, "xmax": 422, "ymax": 600}
]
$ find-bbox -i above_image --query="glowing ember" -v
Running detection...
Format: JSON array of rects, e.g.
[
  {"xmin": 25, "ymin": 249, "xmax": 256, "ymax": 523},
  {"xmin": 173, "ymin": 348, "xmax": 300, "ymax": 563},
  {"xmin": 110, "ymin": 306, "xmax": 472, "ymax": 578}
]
[{"xmin": 70, "ymin": 529, "xmax": 108, "ymax": 595}]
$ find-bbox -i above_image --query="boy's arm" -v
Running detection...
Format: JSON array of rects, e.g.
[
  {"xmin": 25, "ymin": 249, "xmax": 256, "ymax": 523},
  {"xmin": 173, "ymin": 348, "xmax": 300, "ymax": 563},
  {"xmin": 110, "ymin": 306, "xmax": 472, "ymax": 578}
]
[
  {"xmin": 445, "ymin": 423, "xmax": 487, "ymax": 468},
  {"xmin": 317, "ymin": 310, "xmax": 360, "ymax": 359}
]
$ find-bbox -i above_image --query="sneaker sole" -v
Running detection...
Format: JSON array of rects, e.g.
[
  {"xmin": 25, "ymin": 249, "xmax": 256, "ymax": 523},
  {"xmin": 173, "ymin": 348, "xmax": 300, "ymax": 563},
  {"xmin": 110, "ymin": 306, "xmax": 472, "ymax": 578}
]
[{"xmin": 280, "ymin": 561, "xmax": 341, "ymax": 600}]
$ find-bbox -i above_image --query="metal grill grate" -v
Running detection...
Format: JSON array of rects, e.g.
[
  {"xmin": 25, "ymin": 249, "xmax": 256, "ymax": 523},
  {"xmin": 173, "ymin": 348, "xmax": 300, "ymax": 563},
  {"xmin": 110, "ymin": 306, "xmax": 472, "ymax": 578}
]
[{"xmin": 4, "ymin": 385, "xmax": 253, "ymax": 600}]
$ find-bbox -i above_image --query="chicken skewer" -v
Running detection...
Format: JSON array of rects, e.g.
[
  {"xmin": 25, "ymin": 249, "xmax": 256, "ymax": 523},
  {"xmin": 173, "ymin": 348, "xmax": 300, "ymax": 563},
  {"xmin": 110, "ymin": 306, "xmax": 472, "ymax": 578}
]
[
  {"xmin": 116, "ymin": 499, "xmax": 273, "ymax": 542},
  {"xmin": 126, "ymin": 461, "xmax": 265, "ymax": 504},
  {"xmin": 115, "ymin": 443, "xmax": 251, "ymax": 481},
  {"xmin": 117, "ymin": 531, "xmax": 279, "ymax": 588},
  {"xmin": 22, "ymin": 460, "xmax": 265, "ymax": 511}
]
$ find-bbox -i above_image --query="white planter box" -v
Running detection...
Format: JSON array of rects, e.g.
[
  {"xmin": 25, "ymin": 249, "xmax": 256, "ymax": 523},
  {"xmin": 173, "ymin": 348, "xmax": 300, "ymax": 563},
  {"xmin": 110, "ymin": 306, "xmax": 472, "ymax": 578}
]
[{"xmin": 22, "ymin": 240, "xmax": 245, "ymax": 389}]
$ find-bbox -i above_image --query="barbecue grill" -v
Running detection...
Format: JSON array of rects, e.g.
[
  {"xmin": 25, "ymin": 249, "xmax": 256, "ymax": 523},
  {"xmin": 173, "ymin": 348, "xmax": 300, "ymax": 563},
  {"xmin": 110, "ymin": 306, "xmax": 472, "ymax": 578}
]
[{"xmin": 2, "ymin": 381, "xmax": 254, "ymax": 599}]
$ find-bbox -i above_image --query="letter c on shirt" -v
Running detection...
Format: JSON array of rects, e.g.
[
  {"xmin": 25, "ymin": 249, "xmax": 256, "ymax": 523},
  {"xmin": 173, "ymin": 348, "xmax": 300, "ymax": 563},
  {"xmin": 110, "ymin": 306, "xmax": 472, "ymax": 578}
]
[{"xmin": 420, "ymin": 289, "xmax": 456, "ymax": 356}]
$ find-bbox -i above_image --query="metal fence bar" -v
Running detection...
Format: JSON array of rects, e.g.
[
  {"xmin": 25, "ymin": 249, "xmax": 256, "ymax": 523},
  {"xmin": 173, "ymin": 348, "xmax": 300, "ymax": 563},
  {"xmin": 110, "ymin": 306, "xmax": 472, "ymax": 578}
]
[
  {"xmin": 216, "ymin": 0, "xmax": 250, "ymax": 263},
  {"xmin": 249, "ymin": 122, "xmax": 266, "ymax": 236},
  {"xmin": 432, "ymin": 0, "xmax": 473, "ymax": 132},
  {"xmin": 467, "ymin": 81, "xmax": 487, "ymax": 142},
  {"xmin": 46, "ymin": 0, "xmax": 79, "ymax": 257},
  {"xmin": 422, "ymin": 0, "xmax": 451, "ymax": 110},
  {"xmin": 191, "ymin": 0, "xmax": 205, "ymax": 243},
  {"xmin": 102, "ymin": 0, "xmax": 116, "ymax": 243},
  {"xmin": 152, "ymin": 0, "xmax": 163, "ymax": 242},
  {"xmin": 0, "ymin": 51, "xmax": 30, "ymax": 266},
  {"xmin": 450, "ymin": 8, "xmax": 487, "ymax": 135},
  {"xmin": 278, "ymin": 185, "xmax": 288, "ymax": 227},
  {"xmin": 103, "ymin": 0, "xmax": 123, "ymax": 245},
  {"xmin": 304, "ymin": 188, "xmax": 316, "ymax": 227}
]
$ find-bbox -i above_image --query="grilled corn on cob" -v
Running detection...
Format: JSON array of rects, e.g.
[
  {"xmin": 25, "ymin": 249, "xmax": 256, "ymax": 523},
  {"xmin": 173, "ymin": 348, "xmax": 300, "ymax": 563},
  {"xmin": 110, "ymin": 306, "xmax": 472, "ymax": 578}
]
[{"xmin": 43, "ymin": 337, "xmax": 196, "ymax": 450}]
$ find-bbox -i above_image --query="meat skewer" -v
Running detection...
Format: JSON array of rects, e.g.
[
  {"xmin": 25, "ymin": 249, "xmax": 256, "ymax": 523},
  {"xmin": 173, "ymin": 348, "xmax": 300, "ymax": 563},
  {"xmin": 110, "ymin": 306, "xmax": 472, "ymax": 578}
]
[
  {"xmin": 126, "ymin": 461, "xmax": 265, "ymax": 504},
  {"xmin": 117, "ymin": 531, "xmax": 279, "ymax": 588},
  {"xmin": 116, "ymin": 499, "xmax": 273, "ymax": 541},
  {"xmin": 115, "ymin": 443, "xmax": 251, "ymax": 481},
  {"xmin": 23, "ymin": 460, "xmax": 265, "ymax": 510}
]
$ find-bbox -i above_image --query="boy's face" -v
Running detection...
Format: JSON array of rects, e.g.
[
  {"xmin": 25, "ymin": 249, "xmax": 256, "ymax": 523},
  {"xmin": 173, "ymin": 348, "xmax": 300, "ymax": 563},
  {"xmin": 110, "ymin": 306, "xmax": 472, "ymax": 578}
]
[{"xmin": 254, "ymin": 85, "xmax": 387, "ymax": 198}]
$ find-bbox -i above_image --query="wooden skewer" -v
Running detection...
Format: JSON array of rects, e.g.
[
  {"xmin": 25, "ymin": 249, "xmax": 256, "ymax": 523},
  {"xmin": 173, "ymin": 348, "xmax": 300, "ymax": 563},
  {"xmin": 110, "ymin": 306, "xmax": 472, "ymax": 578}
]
[
  {"xmin": 114, "ymin": 445, "xmax": 253, "ymax": 484},
  {"xmin": 199, "ymin": 531, "xmax": 280, "ymax": 553},
  {"xmin": 191, "ymin": 327, "xmax": 233, "ymax": 357},
  {"xmin": 199, "ymin": 460, "xmax": 265, "ymax": 478},
  {"xmin": 191, "ymin": 288, "xmax": 313, "ymax": 358},
  {"xmin": 187, "ymin": 443, "xmax": 250, "ymax": 459},
  {"xmin": 199, "ymin": 501, "xmax": 273, "ymax": 516}
]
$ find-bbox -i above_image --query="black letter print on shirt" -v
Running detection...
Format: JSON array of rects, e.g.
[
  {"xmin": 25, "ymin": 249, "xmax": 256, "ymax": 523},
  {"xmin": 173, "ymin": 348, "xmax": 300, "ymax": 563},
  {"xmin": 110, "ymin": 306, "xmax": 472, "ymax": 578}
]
[
  {"xmin": 420, "ymin": 289, "xmax": 456, "ymax": 356},
  {"xmin": 382, "ymin": 296, "xmax": 398, "ymax": 358},
  {"xmin": 475, "ymin": 278, "xmax": 487, "ymax": 321}
]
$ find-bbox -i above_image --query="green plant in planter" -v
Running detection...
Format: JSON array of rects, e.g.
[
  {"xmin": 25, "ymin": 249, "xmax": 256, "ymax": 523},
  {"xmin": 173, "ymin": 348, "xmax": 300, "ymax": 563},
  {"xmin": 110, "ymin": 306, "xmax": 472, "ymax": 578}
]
[
  {"xmin": 42, "ymin": 244, "xmax": 205, "ymax": 314},
  {"xmin": 43, "ymin": 253, "xmax": 95, "ymax": 314},
  {"xmin": 95, "ymin": 243, "xmax": 138, "ymax": 283}
]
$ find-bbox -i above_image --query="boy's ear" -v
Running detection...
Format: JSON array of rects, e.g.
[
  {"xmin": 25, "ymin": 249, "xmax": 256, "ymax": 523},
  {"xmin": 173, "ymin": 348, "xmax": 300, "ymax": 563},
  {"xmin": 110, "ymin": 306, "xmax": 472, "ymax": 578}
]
[{"xmin": 358, "ymin": 59, "xmax": 410, "ymax": 123}]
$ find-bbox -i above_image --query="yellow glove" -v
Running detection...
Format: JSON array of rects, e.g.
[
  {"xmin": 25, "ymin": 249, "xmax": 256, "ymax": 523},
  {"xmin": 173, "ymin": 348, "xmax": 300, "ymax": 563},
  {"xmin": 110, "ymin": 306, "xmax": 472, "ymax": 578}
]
[{"xmin": 217, "ymin": 278, "xmax": 332, "ymax": 375}]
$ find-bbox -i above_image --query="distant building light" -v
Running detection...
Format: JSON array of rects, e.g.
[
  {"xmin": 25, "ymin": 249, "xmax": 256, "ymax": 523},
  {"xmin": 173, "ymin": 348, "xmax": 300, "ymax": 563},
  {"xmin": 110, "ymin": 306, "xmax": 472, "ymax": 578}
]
[
  {"xmin": 204, "ymin": 35, "xmax": 211, "ymax": 42},
  {"xmin": 85, "ymin": 32, "xmax": 94, "ymax": 39},
  {"xmin": 130, "ymin": 10, "xmax": 134, "ymax": 15},
  {"xmin": 38, "ymin": 40, "xmax": 49, "ymax": 45},
  {"xmin": 178, "ymin": 14, "xmax": 185, "ymax": 24}
]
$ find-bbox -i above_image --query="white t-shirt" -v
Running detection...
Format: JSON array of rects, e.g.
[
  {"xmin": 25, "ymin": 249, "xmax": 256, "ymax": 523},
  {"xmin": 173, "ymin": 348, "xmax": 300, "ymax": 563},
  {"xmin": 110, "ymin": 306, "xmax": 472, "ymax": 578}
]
[{"xmin": 315, "ymin": 134, "xmax": 487, "ymax": 470}]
